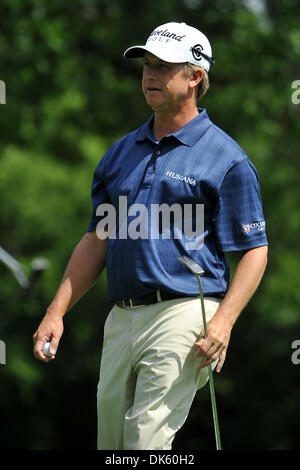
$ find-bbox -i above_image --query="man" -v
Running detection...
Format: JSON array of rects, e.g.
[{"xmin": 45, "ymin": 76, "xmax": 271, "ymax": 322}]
[{"xmin": 33, "ymin": 22, "xmax": 268, "ymax": 450}]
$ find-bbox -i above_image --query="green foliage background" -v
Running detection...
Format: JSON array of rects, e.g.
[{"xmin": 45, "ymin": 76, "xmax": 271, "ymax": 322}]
[{"xmin": 1, "ymin": 0, "xmax": 300, "ymax": 450}]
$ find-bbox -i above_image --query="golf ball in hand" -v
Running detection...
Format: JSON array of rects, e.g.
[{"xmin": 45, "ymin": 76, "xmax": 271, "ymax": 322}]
[{"xmin": 43, "ymin": 342, "xmax": 52, "ymax": 357}]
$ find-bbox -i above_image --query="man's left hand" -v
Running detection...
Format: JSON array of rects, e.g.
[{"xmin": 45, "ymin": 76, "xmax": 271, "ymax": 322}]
[{"xmin": 194, "ymin": 314, "xmax": 232, "ymax": 373}]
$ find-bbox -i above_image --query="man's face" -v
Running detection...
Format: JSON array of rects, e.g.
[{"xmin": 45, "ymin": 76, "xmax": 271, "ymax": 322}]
[{"xmin": 142, "ymin": 52, "xmax": 192, "ymax": 113}]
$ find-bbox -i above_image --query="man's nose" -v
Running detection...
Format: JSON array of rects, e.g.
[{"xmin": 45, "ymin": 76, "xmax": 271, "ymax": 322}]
[{"xmin": 143, "ymin": 65, "xmax": 158, "ymax": 80}]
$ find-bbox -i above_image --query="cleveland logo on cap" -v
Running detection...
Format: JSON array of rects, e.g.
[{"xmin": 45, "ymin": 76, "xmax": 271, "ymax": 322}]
[{"xmin": 149, "ymin": 28, "xmax": 186, "ymax": 42}]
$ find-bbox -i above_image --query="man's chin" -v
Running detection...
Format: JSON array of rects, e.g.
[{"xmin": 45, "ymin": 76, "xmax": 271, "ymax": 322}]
[
  {"xmin": 145, "ymin": 98, "xmax": 167, "ymax": 112},
  {"xmin": 146, "ymin": 97, "xmax": 162, "ymax": 107}
]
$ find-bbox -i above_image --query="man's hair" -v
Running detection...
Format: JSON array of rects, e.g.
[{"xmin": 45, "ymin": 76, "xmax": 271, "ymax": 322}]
[{"xmin": 184, "ymin": 63, "xmax": 210, "ymax": 101}]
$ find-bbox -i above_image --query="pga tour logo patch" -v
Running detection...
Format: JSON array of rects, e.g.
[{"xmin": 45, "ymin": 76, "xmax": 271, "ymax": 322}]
[{"xmin": 242, "ymin": 221, "xmax": 266, "ymax": 233}]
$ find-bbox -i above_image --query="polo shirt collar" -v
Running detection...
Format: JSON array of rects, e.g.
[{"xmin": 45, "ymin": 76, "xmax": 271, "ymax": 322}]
[{"xmin": 135, "ymin": 108, "xmax": 211, "ymax": 147}]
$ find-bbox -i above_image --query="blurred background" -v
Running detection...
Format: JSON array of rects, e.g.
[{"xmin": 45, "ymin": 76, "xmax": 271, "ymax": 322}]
[{"xmin": 1, "ymin": 0, "xmax": 300, "ymax": 450}]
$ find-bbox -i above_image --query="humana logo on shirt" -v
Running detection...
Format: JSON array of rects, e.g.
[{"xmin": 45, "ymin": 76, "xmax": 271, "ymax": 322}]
[
  {"xmin": 95, "ymin": 196, "xmax": 204, "ymax": 250},
  {"xmin": 165, "ymin": 170, "xmax": 196, "ymax": 186}
]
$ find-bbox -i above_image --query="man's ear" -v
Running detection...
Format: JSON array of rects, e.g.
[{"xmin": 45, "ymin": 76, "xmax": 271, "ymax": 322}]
[{"xmin": 188, "ymin": 69, "xmax": 204, "ymax": 90}]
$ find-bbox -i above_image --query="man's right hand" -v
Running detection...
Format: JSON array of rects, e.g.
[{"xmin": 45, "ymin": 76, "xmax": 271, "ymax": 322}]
[
  {"xmin": 32, "ymin": 232, "xmax": 107, "ymax": 363},
  {"xmin": 33, "ymin": 311, "xmax": 64, "ymax": 363}
]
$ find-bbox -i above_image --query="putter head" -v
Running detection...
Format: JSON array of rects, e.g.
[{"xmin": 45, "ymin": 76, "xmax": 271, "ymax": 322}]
[
  {"xmin": 31, "ymin": 258, "xmax": 49, "ymax": 273},
  {"xmin": 177, "ymin": 256, "xmax": 204, "ymax": 276}
]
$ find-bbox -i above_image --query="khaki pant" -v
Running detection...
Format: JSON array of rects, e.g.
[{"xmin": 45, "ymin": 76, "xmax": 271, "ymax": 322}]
[{"xmin": 97, "ymin": 296, "xmax": 221, "ymax": 450}]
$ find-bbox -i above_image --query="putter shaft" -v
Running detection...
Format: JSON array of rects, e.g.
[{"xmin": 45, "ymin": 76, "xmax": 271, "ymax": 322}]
[
  {"xmin": 177, "ymin": 256, "xmax": 222, "ymax": 450},
  {"xmin": 196, "ymin": 274, "xmax": 222, "ymax": 451}
]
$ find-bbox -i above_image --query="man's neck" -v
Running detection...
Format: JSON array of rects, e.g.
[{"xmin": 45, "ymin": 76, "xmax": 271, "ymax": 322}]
[{"xmin": 152, "ymin": 106, "xmax": 199, "ymax": 141}]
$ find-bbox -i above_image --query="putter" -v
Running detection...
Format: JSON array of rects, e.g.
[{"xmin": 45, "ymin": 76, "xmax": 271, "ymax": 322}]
[
  {"xmin": 0, "ymin": 246, "xmax": 30, "ymax": 288},
  {"xmin": 19, "ymin": 257, "xmax": 49, "ymax": 299},
  {"xmin": 177, "ymin": 255, "xmax": 222, "ymax": 451},
  {"xmin": 0, "ymin": 246, "xmax": 49, "ymax": 298}
]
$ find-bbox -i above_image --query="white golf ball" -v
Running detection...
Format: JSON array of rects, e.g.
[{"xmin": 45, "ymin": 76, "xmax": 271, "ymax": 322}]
[{"xmin": 43, "ymin": 341, "xmax": 52, "ymax": 357}]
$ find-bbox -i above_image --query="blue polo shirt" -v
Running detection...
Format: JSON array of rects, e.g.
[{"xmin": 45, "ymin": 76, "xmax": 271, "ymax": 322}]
[{"xmin": 87, "ymin": 108, "xmax": 268, "ymax": 301}]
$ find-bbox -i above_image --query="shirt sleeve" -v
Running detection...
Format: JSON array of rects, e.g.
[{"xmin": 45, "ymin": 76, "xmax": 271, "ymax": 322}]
[
  {"xmin": 86, "ymin": 156, "xmax": 111, "ymax": 232},
  {"xmin": 213, "ymin": 157, "xmax": 268, "ymax": 252}
]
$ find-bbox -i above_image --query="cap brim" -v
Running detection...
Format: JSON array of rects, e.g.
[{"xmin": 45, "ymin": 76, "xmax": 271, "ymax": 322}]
[
  {"xmin": 123, "ymin": 45, "xmax": 186, "ymax": 63},
  {"xmin": 123, "ymin": 46, "xmax": 149, "ymax": 58}
]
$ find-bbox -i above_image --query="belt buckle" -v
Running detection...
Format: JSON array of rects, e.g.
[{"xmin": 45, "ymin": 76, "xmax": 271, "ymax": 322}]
[
  {"xmin": 156, "ymin": 290, "xmax": 162, "ymax": 302},
  {"xmin": 128, "ymin": 298, "xmax": 142, "ymax": 309},
  {"xmin": 118, "ymin": 298, "xmax": 135, "ymax": 308},
  {"xmin": 119, "ymin": 296, "xmax": 150, "ymax": 309}
]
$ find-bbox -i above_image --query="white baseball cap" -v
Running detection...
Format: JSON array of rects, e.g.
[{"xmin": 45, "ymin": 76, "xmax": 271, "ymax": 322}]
[{"xmin": 124, "ymin": 22, "xmax": 215, "ymax": 72}]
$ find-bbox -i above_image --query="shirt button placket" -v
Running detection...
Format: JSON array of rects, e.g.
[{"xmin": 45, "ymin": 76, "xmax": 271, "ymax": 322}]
[
  {"xmin": 142, "ymin": 146, "xmax": 161, "ymax": 187},
  {"xmin": 148, "ymin": 148, "xmax": 160, "ymax": 176}
]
